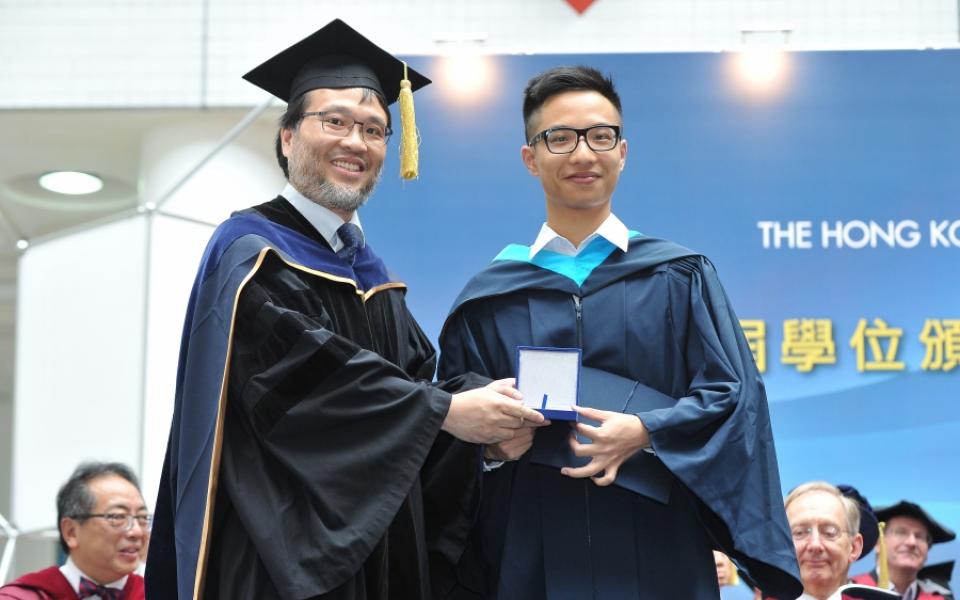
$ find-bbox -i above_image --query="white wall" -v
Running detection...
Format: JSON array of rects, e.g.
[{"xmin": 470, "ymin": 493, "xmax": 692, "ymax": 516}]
[
  {"xmin": 1, "ymin": 0, "xmax": 956, "ymax": 109},
  {"xmin": 5, "ymin": 115, "xmax": 279, "ymax": 580},
  {"xmin": 12, "ymin": 217, "xmax": 148, "ymax": 531}
]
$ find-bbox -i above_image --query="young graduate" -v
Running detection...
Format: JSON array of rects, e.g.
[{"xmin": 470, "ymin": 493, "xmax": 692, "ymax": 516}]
[{"xmin": 438, "ymin": 66, "xmax": 802, "ymax": 599}]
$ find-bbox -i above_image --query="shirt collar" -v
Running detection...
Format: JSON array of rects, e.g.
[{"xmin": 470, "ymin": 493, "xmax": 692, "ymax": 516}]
[
  {"xmin": 529, "ymin": 213, "xmax": 630, "ymax": 260},
  {"xmin": 281, "ymin": 183, "xmax": 363, "ymax": 252},
  {"xmin": 60, "ymin": 556, "xmax": 128, "ymax": 594},
  {"xmin": 903, "ymin": 580, "xmax": 918, "ymax": 600},
  {"xmin": 798, "ymin": 592, "xmax": 841, "ymax": 600}
]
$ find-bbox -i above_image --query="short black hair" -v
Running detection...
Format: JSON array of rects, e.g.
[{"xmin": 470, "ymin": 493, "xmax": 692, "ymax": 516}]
[
  {"xmin": 56, "ymin": 461, "xmax": 141, "ymax": 554},
  {"xmin": 522, "ymin": 66, "xmax": 622, "ymax": 142},
  {"xmin": 274, "ymin": 87, "xmax": 391, "ymax": 179}
]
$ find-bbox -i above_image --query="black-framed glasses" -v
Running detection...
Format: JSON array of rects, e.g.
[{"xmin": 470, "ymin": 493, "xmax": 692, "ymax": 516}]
[
  {"xmin": 527, "ymin": 125, "xmax": 621, "ymax": 154},
  {"xmin": 300, "ymin": 111, "xmax": 392, "ymax": 146},
  {"xmin": 790, "ymin": 523, "xmax": 851, "ymax": 543},
  {"xmin": 74, "ymin": 513, "xmax": 153, "ymax": 531}
]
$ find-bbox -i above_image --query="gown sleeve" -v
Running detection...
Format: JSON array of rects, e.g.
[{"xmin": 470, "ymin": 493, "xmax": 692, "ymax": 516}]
[
  {"xmin": 635, "ymin": 256, "xmax": 802, "ymax": 599},
  {"xmin": 217, "ymin": 256, "xmax": 454, "ymax": 596},
  {"xmin": 437, "ymin": 307, "xmax": 496, "ymax": 381}
]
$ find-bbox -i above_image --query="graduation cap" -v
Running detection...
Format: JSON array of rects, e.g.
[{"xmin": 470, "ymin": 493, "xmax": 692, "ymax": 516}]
[
  {"xmin": 836, "ymin": 484, "xmax": 896, "ymax": 588},
  {"xmin": 874, "ymin": 500, "xmax": 957, "ymax": 545},
  {"xmin": 243, "ymin": 18, "xmax": 431, "ymax": 180},
  {"xmin": 837, "ymin": 484, "xmax": 880, "ymax": 554}
]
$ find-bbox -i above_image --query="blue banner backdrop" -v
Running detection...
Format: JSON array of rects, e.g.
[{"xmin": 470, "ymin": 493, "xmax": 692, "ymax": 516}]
[{"xmin": 363, "ymin": 49, "xmax": 960, "ymax": 591}]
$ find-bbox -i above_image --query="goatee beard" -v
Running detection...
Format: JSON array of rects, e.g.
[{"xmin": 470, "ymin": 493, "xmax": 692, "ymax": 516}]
[
  {"xmin": 310, "ymin": 173, "xmax": 380, "ymax": 213},
  {"xmin": 288, "ymin": 156, "xmax": 382, "ymax": 214}
]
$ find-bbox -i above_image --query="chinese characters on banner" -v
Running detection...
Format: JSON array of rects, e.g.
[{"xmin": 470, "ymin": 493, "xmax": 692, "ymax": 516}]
[{"xmin": 739, "ymin": 318, "xmax": 960, "ymax": 373}]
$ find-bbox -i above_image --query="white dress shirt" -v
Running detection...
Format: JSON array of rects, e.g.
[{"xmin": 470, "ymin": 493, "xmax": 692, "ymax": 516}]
[
  {"xmin": 60, "ymin": 556, "xmax": 126, "ymax": 598},
  {"xmin": 282, "ymin": 183, "xmax": 364, "ymax": 252},
  {"xmin": 528, "ymin": 212, "xmax": 630, "ymax": 259},
  {"xmin": 797, "ymin": 592, "xmax": 840, "ymax": 600}
]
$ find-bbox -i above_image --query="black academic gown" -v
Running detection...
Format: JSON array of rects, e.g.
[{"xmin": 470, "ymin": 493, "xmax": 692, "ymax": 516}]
[
  {"xmin": 147, "ymin": 197, "xmax": 484, "ymax": 600},
  {"xmin": 438, "ymin": 233, "xmax": 802, "ymax": 600}
]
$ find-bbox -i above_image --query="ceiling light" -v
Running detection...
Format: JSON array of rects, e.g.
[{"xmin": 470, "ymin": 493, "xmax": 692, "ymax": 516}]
[
  {"xmin": 38, "ymin": 171, "xmax": 104, "ymax": 195},
  {"xmin": 441, "ymin": 54, "xmax": 493, "ymax": 99},
  {"xmin": 730, "ymin": 27, "xmax": 793, "ymax": 98},
  {"xmin": 735, "ymin": 49, "xmax": 788, "ymax": 88},
  {"xmin": 433, "ymin": 34, "xmax": 493, "ymax": 103}
]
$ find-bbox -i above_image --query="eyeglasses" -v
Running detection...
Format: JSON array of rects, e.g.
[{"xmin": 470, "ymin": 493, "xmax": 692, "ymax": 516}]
[
  {"xmin": 886, "ymin": 526, "xmax": 932, "ymax": 545},
  {"xmin": 74, "ymin": 513, "xmax": 153, "ymax": 531},
  {"xmin": 300, "ymin": 111, "xmax": 391, "ymax": 146},
  {"xmin": 790, "ymin": 524, "xmax": 851, "ymax": 543},
  {"xmin": 527, "ymin": 125, "xmax": 622, "ymax": 154}
]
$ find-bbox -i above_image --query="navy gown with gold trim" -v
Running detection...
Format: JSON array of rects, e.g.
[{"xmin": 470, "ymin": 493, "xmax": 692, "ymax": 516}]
[{"xmin": 147, "ymin": 197, "xmax": 483, "ymax": 600}]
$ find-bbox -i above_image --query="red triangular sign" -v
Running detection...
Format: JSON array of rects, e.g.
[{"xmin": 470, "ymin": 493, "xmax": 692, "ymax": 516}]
[{"xmin": 565, "ymin": 0, "xmax": 596, "ymax": 14}]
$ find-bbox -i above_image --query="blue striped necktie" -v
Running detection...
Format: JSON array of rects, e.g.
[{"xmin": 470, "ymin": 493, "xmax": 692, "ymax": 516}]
[{"xmin": 336, "ymin": 223, "xmax": 363, "ymax": 265}]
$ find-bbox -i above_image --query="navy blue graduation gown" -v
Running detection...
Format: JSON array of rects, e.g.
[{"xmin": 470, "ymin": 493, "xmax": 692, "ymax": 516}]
[
  {"xmin": 438, "ymin": 233, "xmax": 802, "ymax": 600},
  {"xmin": 147, "ymin": 197, "xmax": 484, "ymax": 600}
]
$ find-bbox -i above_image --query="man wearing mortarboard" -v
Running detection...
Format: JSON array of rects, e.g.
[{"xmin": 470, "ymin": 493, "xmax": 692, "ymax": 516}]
[
  {"xmin": 145, "ymin": 19, "xmax": 544, "ymax": 600},
  {"xmin": 851, "ymin": 500, "xmax": 956, "ymax": 599}
]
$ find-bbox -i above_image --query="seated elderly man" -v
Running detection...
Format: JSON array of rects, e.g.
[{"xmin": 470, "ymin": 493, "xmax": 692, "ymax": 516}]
[
  {"xmin": 767, "ymin": 481, "xmax": 898, "ymax": 600},
  {"xmin": 852, "ymin": 500, "xmax": 956, "ymax": 599},
  {"xmin": 0, "ymin": 462, "xmax": 148, "ymax": 600}
]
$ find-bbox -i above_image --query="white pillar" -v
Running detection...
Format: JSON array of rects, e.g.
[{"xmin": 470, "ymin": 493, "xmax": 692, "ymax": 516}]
[{"xmin": 11, "ymin": 112, "xmax": 281, "ymax": 553}]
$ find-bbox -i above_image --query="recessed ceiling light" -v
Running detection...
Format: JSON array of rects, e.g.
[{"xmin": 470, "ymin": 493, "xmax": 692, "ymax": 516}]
[
  {"xmin": 38, "ymin": 171, "xmax": 104, "ymax": 195},
  {"xmin": 735, "ymin": 49, "xmax": 788, "ymax": 88},
  {"xmin": 438, "ymin": 54, "xmax": 495, "ymax": 103}
]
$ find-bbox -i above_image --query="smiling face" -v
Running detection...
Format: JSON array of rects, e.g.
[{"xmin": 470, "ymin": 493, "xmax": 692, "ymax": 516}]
[
  {"xmin": 282, "ymin": 87, "xmax": 387, "ymax": 219},
  {"xmin": 884, "ymin": 515, "xmax": 930, "ymax": 575},
  {"xmin": 60, "ymin": 474, "xmax": 149, "ymax": 584},
  {"xmin": 521, "ymin": 90, "xmax": 626, "ymax": 224},
  {"xmin": 786, "ymin": 490, "xmax": 863, "ymax": 600}
]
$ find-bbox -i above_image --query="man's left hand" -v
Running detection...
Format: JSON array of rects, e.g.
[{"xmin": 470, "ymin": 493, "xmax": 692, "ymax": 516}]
[{"xmin": 560, "ymin": 405, "xmax": 650, "ymax": 487}]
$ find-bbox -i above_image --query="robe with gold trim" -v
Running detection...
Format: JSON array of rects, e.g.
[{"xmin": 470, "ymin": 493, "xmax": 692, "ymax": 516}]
[{"xmin": 146, "ymin": 197, "xmax": 484, "ymax": 600}]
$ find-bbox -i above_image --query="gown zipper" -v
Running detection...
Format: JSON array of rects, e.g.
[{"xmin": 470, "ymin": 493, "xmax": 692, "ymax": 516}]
[{"xmin": 573, "ymin": 293, "xmax": 595, "ymax": 598}]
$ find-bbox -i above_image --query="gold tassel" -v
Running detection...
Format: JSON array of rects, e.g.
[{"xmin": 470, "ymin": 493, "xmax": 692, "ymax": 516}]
[
  {"xmin": 398, "ymin": 61, "xmax": 419, "ymax": 180},
  {"xmin": 728, "ymin": 562, "xmax": 740, "ymax": 587},
  {"xmin": 877, "ymin": 521, "xmax": 890, "ymax": 589}
]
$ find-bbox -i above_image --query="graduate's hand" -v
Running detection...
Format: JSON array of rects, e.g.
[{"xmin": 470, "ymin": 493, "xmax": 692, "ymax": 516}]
[
  {"xmin": 560, "ymin": 405, "xmax": 650, "ymax": 486},
  {"xmin": 443, "ymin": 379, "xmax": 546, "ymax": 445},
  {"xmin": 483, "ymin": 418, "xmax": 550, "ymax": 461}
]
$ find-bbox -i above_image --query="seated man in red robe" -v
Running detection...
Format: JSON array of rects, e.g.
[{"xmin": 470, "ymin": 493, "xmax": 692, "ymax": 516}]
[
  {"xmin": 0, "ymin": 462, "xmax": 148, "ymax": 600},
  {"xmin": 852, "ymin": 500, "xmax": 956, "ymax": 599}
]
